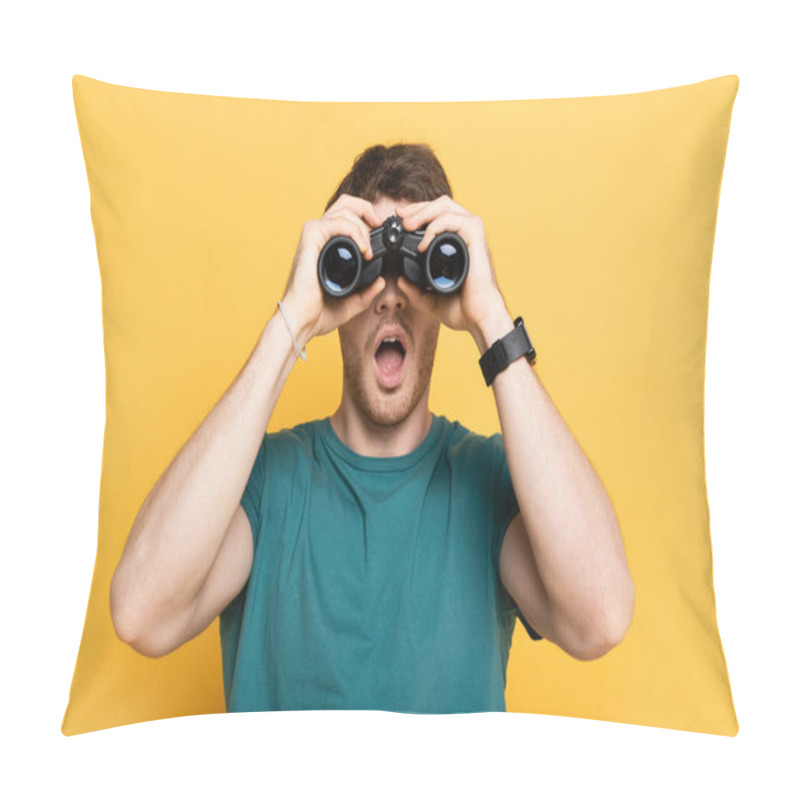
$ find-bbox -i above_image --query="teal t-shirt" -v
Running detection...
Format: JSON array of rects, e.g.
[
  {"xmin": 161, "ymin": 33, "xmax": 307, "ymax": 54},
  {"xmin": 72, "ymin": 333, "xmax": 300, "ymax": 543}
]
[{"xmin": 219, "ymin": 413, "xmax": 541, "ymax": 714}]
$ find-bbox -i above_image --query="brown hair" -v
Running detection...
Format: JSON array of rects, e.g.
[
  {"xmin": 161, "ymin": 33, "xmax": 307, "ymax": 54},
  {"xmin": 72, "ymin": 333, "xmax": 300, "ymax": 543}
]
[{"xmin": 324, "ymin": 143, "xmax": 453, "ymax": 211}]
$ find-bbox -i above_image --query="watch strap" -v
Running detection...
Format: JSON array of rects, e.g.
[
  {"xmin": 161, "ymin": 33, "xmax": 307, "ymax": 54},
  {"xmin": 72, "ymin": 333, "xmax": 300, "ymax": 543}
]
[{"xmin": 479, "ymin": 316, "xmax": 536, "ymax": 386}]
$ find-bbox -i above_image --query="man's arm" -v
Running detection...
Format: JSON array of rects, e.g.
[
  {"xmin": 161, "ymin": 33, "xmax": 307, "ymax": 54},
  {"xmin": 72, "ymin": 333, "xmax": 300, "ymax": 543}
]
[
  {"xmin": 394, "ymin": 196, "xmax": 634, "ymax": 661},
  {"xmin": 110, "ymin": 194, "xmax": 387, "ymax": 657},
  {"xmin": 473, "ymin": 308, "xmax": 635, "ymax": 661},
  {"xmin": 110, "ymin": 308, "xmax": 306, "ymax": 657}
]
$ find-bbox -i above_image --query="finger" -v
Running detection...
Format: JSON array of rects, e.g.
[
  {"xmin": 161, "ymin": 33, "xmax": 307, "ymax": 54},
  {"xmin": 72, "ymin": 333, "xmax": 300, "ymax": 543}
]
[
  {"xmin": 341, "ymin": 276, "xmax": 386, "ymax": 319},
  {"xmin": 398, "ymin": 275, "xmax": 437, "ymax": 314},
  {"xmin": 328, "ymin": 194, "xmax": 384, "ymax": 229},
  {"xmin": 398, "ymin": 195, "xmax": 465, "ymax": 231},
  {"xmin": 323, "ymin": 209, "xmax": 375, "ymax": 257},
  {"xmin": 318, "ymin": 217, "xmax": 373, "ymax": 257},
  {"xmin": 415, "ymin": 211, "xmax": 470, "ymax": 252}
]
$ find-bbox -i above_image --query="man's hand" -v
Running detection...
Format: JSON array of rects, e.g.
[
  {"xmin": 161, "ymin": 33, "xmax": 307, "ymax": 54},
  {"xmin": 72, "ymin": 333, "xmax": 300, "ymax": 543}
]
[
  {"xmin": 394, "ymin": 196, "xmax": 510, "ymax": 342},
  {"xmin": 280, "ymin": 194, "xmax": 388, "ymax": 345}
]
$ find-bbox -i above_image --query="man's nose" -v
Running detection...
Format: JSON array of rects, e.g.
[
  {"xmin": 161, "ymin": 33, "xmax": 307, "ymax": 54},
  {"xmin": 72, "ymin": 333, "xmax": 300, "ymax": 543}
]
[{"xmin": 375, "ymin": 271, "xmax": 407, "ymax": 313}]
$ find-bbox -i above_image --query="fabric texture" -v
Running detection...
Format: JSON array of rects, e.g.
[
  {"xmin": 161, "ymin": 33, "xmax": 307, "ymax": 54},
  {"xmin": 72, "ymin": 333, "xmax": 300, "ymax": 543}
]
[
  {"xmin": 63, "ymin": 74, "xmax": 740, "ymax": 736},
  {"xmin": 221, "ymin": 414, "xmax": 539, "ymax": 714}
]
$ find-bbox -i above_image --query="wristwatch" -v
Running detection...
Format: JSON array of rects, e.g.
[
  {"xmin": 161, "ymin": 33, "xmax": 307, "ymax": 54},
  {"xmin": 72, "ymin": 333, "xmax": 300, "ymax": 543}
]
[{"xmin": 479, "ymin": 316, "xmax": 536, "ymax": 386}]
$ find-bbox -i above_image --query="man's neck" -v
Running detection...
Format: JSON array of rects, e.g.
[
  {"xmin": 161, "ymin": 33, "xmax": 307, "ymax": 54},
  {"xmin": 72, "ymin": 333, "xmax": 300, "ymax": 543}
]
[{"xmin": 329, "ymin": 399, "xmax": 433, "ymax": 458}]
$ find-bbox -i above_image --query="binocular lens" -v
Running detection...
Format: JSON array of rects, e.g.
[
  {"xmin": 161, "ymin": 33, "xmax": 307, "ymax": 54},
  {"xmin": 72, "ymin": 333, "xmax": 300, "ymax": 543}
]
[
  {"xmin": 321, "ymin": 242, "xmax": 359, "ymax": 294},
  {"xmin": 428, "ymin": 240, "xmax": 466, "ymax": 291}
]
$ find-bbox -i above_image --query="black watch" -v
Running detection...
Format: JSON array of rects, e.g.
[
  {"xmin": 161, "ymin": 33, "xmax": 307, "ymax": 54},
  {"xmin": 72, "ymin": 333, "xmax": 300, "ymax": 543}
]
[{"xmin": 479, "ymin": 316, "xmax": 536, "ymax": 386}]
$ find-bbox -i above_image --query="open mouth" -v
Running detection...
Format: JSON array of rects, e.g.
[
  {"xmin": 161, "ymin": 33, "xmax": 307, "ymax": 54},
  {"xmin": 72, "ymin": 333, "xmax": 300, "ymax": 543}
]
[{"xmin": 373, "ymin": 332, "xmax": 407, "ymax": 388}]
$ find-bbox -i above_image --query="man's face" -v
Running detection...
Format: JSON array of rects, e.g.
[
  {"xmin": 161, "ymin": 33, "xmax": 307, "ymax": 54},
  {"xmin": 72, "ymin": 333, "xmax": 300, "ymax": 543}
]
[{"xmin": 337, "ymin": 195, "xmax": 440, "ymax": 428}]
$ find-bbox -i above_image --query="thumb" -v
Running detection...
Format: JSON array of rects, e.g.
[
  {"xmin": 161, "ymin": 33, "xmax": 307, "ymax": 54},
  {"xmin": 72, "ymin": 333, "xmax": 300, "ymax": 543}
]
[
  {"xmin": 398, "ymin": 276, "xmax": 434, "ymax": 313},
  {"xmin": 342, "ymin": 276, "xmax": 385, "ymax": 319}
]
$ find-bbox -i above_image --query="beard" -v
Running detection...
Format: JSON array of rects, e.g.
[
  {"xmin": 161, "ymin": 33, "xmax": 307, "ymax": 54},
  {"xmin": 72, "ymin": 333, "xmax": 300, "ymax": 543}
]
[{"xmin": 339, "ymin": 323, "xmax": 439, "ymax": 428}]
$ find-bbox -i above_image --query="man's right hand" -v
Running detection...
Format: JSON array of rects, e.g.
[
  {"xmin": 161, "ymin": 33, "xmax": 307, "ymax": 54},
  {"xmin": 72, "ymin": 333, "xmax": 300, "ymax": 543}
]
[{"xmin": 279, "ymin": 194, "xmax": 388, "ymax": 345}]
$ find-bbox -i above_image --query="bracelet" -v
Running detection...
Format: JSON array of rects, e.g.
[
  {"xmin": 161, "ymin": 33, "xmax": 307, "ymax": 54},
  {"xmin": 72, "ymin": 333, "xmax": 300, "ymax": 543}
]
[{"xmin": 276, "ymin": 301, "xmax": 308, "ymax": 362}]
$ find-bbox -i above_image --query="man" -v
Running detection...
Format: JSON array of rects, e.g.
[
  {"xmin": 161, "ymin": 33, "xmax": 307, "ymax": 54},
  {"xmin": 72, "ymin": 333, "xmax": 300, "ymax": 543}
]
[{"xmin": 110, "ymin": 143, "xmax": 635, "ymax": 714}]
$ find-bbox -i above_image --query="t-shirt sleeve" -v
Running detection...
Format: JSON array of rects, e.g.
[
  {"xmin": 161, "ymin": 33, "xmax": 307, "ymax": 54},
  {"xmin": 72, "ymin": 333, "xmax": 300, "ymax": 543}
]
[
  {"xmin": 240, "ymin": 432, "xmax": 268, "ymax": 544},
  {"xmin": 488, "ymin": 432, "xmax": 543, "ymax": 642}
]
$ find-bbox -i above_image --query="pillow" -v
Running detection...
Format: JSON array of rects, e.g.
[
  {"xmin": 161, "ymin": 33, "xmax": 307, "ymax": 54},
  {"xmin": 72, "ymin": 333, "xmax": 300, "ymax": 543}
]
[{"xmin": 62, "ymin": 74, "xmax": 740, "ymax": 736}]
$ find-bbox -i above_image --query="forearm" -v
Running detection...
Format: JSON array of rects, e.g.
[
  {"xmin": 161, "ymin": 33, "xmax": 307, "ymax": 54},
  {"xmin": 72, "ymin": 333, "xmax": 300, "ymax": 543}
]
[
  {"xmin": 110, "ymin": 303, "xmax": 311, "ymax": 639},
  {"xmin": 473, "ymin": 306, "xmax": 634, "ymax": 650}
]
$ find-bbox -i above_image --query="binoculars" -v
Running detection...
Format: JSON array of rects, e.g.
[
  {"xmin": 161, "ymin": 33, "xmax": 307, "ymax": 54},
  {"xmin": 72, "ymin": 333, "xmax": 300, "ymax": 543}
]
[{"xmin": 317, "ymin": 214, "xmax": 469, "ymax": 298}]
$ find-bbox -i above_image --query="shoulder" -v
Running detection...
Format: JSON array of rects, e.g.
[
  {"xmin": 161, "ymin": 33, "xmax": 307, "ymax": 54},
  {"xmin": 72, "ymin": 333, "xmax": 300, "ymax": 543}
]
[
  {"xmin": 263, "ymin": 419, "xmax": 320, "ymax": 461},
  {"xmin": 438, "ymin": 416, "xmax": 505, "ymax": 469}
]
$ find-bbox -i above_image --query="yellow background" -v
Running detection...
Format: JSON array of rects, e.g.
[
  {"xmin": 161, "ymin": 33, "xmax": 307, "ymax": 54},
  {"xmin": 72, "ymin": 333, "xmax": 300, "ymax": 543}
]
[{"xmin": 63, "ymin": 74, "xmax": 739, "ymax": 736}]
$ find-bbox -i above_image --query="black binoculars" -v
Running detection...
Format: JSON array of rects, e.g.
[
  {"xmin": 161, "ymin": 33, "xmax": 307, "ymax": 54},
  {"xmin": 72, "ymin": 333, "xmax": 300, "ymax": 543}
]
[{"xmin": 317, "ymin": 214, "xmax": 469, "ymax": 298}]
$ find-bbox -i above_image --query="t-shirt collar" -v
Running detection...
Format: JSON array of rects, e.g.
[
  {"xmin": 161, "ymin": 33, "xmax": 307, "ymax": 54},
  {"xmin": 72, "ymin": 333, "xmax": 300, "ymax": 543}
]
[{"xmin": 319, "ymin": 413, "xmax": 445, "ymax": 472}]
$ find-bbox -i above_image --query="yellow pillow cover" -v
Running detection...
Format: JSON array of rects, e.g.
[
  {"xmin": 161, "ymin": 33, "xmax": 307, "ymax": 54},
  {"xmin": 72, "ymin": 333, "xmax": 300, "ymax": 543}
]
[{"xmin": 63, "ymin": 74, "xmax": 740, "ymax": 736}]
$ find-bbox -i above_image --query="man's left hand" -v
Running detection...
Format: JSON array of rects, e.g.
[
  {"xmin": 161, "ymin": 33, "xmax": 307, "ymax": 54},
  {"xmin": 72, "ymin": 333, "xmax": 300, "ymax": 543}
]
[{"xmin": 395, "ymin": 196, "xmax": 510, "ymax": 340}]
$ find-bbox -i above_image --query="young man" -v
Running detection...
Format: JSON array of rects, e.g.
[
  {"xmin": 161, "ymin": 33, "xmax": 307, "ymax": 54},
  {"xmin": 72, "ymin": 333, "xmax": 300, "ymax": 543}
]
[{"xmin": 110, "ymin": 144, "xmax": 635, "ymax": 714}]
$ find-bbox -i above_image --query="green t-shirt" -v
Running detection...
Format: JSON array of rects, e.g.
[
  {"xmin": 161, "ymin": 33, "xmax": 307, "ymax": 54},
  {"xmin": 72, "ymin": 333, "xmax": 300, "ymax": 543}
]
[{"xmin": 219, "ymin": 413, "xmax": 541, "ymax": 714}]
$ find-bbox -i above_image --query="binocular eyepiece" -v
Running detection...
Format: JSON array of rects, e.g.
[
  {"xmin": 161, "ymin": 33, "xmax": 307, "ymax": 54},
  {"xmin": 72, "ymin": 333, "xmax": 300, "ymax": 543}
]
[{"xmin": 318, "ymin": 215, "xmax": 469, "ymax": 298}]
